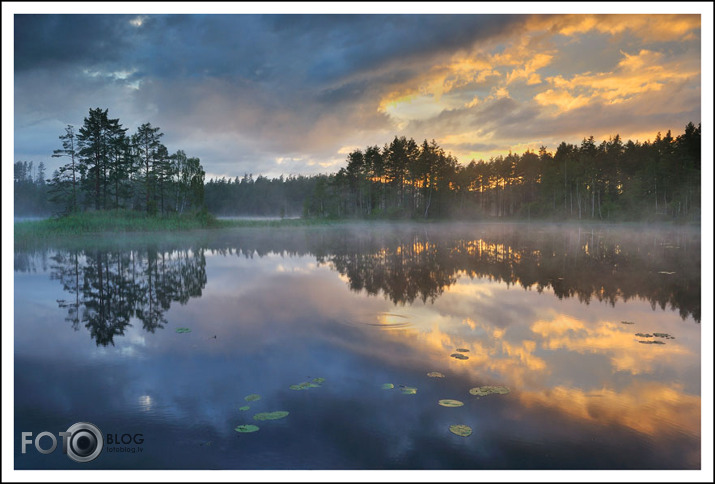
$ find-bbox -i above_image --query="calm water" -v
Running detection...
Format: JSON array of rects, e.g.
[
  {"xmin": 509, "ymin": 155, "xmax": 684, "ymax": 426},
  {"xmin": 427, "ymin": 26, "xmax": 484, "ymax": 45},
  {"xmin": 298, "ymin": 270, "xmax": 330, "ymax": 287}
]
[{"xmin": 14, "ymin": 223, "xmax": 701, "ymax": 470}]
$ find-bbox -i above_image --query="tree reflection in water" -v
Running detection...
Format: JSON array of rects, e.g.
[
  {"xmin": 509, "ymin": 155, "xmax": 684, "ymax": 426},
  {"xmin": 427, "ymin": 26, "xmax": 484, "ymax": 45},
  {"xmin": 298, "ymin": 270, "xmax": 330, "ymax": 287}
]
[
  {"xmin": 20, "ymin": 224, "xmax": 699, "ymax": 346},
  {"xmin": 212, "ymin": 224, "xmax": 700, "ymax": 322},
  {"xmin": 49, "ymin": 246, "xmax": 207, "ymax": 346},
  {"xmin": 330, "ymin": 227, "xmax": 700, "ymax": 321}
]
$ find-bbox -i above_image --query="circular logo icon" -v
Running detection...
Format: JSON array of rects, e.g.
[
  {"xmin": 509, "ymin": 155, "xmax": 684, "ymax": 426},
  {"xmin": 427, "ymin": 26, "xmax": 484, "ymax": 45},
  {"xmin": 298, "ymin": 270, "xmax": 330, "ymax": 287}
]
[{"xmin": 65, "ymin": 422, "xmax": 103, "ymax": 463}]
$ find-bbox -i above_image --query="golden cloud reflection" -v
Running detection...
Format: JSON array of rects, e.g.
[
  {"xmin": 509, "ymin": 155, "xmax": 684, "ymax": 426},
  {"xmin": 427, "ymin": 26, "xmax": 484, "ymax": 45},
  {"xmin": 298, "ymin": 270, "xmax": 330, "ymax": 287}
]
[
  {"xmin": 530, "ymin": 315, "xmax": 692, "ymax": 375},
  {"xmin": 518, "ymin": 382, "xmax": 700, "ymax": 438},
  {"xmin": 358, "ymin": 288, "xmax": 699, "ymax": 439}
]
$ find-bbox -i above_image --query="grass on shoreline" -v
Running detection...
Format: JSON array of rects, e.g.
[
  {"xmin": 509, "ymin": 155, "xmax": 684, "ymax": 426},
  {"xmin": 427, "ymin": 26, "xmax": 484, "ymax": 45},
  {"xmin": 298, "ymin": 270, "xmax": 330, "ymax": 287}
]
[
  {"xmin": 14, "ymin": 209, "xmax": 700, "ymax": 247},
  {"xmin": 12, "ymin": 210, "xmax": 344, "ymax": 247}
]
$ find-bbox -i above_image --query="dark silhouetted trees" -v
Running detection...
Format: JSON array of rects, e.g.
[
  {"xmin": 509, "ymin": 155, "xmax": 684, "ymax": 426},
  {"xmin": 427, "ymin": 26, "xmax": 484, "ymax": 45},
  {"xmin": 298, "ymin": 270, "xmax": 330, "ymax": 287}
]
[{"xmin": 37, "ymin": 108, "xmax": 207, "ymax": 217}]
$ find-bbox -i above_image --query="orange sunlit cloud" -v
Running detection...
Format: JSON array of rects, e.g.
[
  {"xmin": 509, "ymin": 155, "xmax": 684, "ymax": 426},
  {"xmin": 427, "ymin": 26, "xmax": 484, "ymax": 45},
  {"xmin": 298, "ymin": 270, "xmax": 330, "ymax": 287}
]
[
  {"xmin": 535, "ymin": 48, "xmax": 699, "ymax": 114},
  {"xmin": 544, "ymin": 14, "xmax": 701, "ymax": 42}
]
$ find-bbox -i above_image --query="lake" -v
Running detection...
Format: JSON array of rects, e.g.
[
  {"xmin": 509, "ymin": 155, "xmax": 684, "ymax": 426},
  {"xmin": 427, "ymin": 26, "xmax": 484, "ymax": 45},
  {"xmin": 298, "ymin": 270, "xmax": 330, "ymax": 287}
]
[{"xmin": 13, "ymin": 223, "xmax": 701, "ymax": 470}]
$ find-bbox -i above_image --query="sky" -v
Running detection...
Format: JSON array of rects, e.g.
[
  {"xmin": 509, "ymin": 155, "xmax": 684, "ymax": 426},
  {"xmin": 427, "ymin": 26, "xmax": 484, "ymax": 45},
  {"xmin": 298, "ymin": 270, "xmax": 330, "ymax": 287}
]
[{"xmin": 6, "ymin": 4, "xmax": 711, "ymax": 182}]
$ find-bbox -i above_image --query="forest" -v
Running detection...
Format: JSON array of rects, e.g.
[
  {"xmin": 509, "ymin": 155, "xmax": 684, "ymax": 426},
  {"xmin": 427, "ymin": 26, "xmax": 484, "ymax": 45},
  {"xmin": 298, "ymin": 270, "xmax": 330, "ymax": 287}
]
[
  {"xmin": 203, "ymin": 122, "xmax": 701, "ymax": 221},
  {"xmin": 300, "ymin": 122, "xmax": 701, "ymax": 221},
  {"xmin": 14, "ymin": 108, "xmax": 206, "ymax": 217},
  {"xmin": 15, "ymin": 114, "xmax": 700, "ymax": 222}
]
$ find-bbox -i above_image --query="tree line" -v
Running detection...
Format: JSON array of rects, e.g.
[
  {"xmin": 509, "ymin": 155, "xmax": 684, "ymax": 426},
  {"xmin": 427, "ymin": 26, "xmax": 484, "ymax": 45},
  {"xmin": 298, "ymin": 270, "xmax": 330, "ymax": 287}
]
[
  {"xmin": 15, "ymin": 107, "xmax": 207, "ymax": 217},
  {"xmin": 204, "ymin": 174, "xmax": 315, "ymax": 217},
  {"xmin": 16, "ymin": 115, "xmax": 700, "ymax": 222},
  {"xmin": 303, "ymin": 122, "xmax": 701, "ymax": 221},
  {"xmin": 13, "ymin": 160, "xmax": 49, "ymax": 216}
]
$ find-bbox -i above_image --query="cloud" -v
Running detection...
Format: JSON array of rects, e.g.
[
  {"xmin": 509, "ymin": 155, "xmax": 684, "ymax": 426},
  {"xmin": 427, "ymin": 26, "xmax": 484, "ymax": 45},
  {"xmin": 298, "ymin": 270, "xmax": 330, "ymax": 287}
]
[
  {"xmin": 542, "ymin": 14, "xmax": 701, "ymax": 42},
  {"xmin": 12, "ymin": 13, "xmax": 702, "ymax": 178}
]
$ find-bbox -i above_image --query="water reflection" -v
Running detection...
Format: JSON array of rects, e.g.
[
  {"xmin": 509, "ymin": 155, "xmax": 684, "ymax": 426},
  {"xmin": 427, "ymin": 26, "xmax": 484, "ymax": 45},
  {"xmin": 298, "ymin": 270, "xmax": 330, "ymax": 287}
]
[
  {"xmin": 13, "ymin": 224, "xmax": 701, "ymax": 470},
  {"xmin": 16, "ymin": 224, "xmax": 700, "ymax": 347},
  {"xmin": 46, "ymin": 246, "xmax": 206, "ymax": 346},
  {"xmin": 212, "ymin": 224, "xmax": 700, "ymax": 321}
]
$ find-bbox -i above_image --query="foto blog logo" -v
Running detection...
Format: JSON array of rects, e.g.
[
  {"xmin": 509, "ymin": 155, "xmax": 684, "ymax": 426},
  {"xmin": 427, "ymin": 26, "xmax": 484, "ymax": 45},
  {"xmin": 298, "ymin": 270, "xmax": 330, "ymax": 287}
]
[{"xmin": 21, "ymin": 422, "xmax": 103, "ymax": 463}]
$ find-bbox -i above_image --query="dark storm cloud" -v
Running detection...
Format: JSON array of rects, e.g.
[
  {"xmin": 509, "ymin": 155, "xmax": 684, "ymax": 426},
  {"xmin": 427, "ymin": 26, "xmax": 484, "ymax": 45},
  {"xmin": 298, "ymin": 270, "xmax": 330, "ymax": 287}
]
[
  {"xmin": 14, "ymin": 14, "xmax": 137, "ymax": 71},
  {"xmin": 13, "ymin": 14, "xmax": 531, "ymax": 175},
  {"xmin": 16, "ymin": 14, "xmax": 524, "ymax": 87}
]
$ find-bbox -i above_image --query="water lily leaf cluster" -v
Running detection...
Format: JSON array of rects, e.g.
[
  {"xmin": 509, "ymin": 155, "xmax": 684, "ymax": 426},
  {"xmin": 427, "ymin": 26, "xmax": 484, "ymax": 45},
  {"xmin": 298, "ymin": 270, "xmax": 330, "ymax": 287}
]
[
  {"xmin": 438, "ymin": 399, "xmax": 464, "ymax": 407},
  {"xmin": 234, "ymin": 424, "xmax": 259, "ymax": 433},
  {"xmin": 450, "ymin": 353, "xmax": 469, "ymax": 360},
  {"xmin": 469, "ymin": 385, "xmax": 510, "ymax": 396},
  {"xmin": 253, "ymin": 411, "xmax": 290, "ymax": 421},
  {"xmin": 175, "ymin": 327, "xmax": 191, "ymax": 333},
  {"xmin": 449, "ymin": 424, "xmax": 472, "ymax": 437},
  {"xmin": 289, "ymin": 377, "xmax": 325, "ymax": 390}
]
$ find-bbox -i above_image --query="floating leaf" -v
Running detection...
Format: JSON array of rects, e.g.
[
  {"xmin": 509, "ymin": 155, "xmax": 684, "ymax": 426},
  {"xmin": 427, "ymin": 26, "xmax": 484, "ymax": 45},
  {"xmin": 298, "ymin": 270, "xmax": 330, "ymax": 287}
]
[
  {"xmin": 311, "ymin": 377, "xmax": 325, "ymax": 384},
  {"xmin": 244, "ymin": 394, "xmax": 261, "ymax": 402},
  {"xmin": 455, "ymin": 348, "xmax": 470, "ymax": 353},
  {"xmin": 450, "ymin": 353, "xmax": 469, "ymax": 360},
  {"xmin": 653, "ymin": 333, "xmax": 675, "ymax": 339},
  {"xmin": 238, "ymin": 406, "xmax": 250, "ymax": 411},
  {"xmin": 620, "ymin": 321, "xmax": 635, "ymax": 325},
  {"xmin": 635, "ymin": 333, "xmax": 653, "ymax": 338},
  {"xmin": 639, "ymin": 340, "xmax": 666, "ymax": 344},
  {"xmin": 381, "ymin": 383, "xmax": 394, "ymax": 390},
  {"xmin": 469, "ymin": 385, "xmax": 510, "ymax": 396},
  {"xmin": 253, "ymin": 411, "xmax": 289, "ymax": 421},
  {"xmin": 175, "ymin": 328, "xmax": 192, "ymax": 333},
  {"xmin": 234, "ymin": 424, "xmax": 259, "ymax": 433},
  {"xmin": 427, "ymin": 372, "xmax": 445, "ymax": 378},
  {"xmin": 438, "ymin": 399, "xmax": 464, "ymax": 407},
  {"xmin": 290, "ymin": 381, "xmax": 321, "ymax": 390},
  {"xmin": 449, "ymin": 424, "xmax": 472, "ymax": 437},
  {"xmin": 400, "ymin": 387, "xmax": 417, "ymax": 395}
]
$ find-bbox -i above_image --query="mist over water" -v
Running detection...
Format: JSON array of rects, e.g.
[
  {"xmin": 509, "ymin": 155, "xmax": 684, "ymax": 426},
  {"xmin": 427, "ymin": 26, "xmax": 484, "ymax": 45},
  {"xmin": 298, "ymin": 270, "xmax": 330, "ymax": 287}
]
[{"xmin": 14, "ymin": 223, "xmax": 701, "ymax": 470}]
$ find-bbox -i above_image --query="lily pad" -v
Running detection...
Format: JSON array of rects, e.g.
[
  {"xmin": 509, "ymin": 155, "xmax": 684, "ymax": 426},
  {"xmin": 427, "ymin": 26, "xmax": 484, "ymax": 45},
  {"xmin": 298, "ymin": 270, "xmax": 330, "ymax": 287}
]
[
  {"xmin": 427, "ymin": 372, "xmax": 445, "ymax": 378},
  {"xmin": 175, "ymin": 327, "xmax": 191, "ymax": 333},
  {"xmin": 381, "ymin": 383, "xmax": 394, "ymax": 390},
  {"xmin": 635, "ymin": 333, "xmax": 653, "ymax": 338},
  {"xmin": 400, "ymin": 386, "xmax": 418, "ymax": 395},
  {"xmin": 469, "ymin": 385, "xmax": 510, "ymax": 396},
  {"xmin": 455, "ymin": 348, "xmax": 470, "ymax": 353},
  {"xmin": 244, "ymin": 394, "xmax": 261, "ymax": 402},
  {"xmin": 449, "ymin": 424, "xmax": 472, "ymax": 437},
  {"xmin": 311, "ymin": 377, "xmax": 326, "ymax": 384},
  {"xmin": 620, "ymin": 321, "xmax": 635, "ymax": 325},
  {"xmin": 653, "ymin": 333, "xmax": 675, "ymax": 339},
  {"xmin": 234, "ymin": 424, "xmax": 259, "ymax": 433},
  {"xmin": 639, "ymin": 340, "xmax": 666, "ymax": 344},
  {"xmin": 438, "ymin": 399, "xmax": 464, "ymax": 407},
  {"xmin": 290, "ymin": 381, "xmax": 321, "ymax": 390},
  {"xmin": 238, "ymin": 406, "xmax": 250, "ymax": 411},
  {"xmin": 253, "ymin": 411, "xmax": 289, "ymax": 421},
  {"xmin": 450, "ymin": 353, "xmax": 469, "ymax": 360}
]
